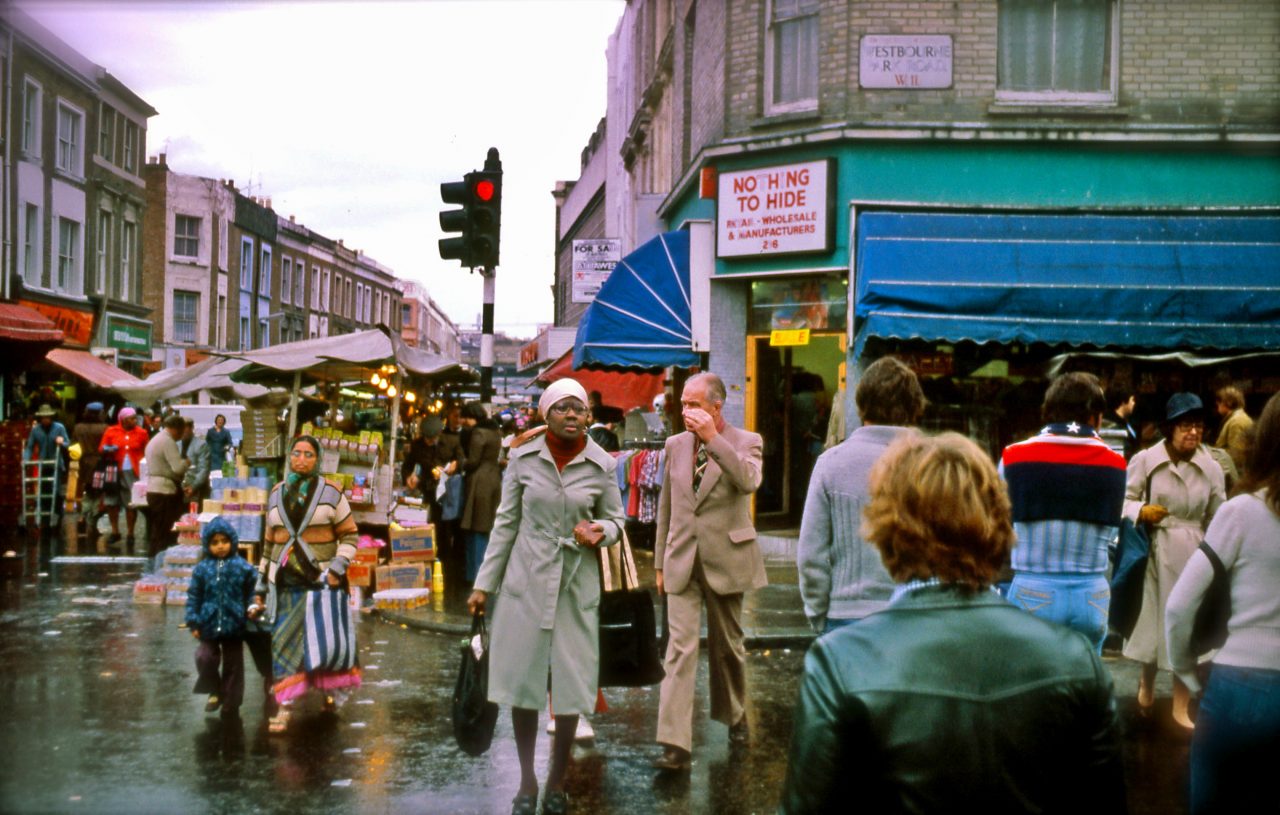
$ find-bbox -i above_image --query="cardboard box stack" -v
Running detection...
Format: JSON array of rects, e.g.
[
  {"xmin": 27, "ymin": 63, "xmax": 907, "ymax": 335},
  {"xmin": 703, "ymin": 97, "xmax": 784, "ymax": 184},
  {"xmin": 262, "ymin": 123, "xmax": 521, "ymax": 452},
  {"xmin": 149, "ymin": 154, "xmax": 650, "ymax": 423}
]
[
  {"xmin": 132, "ymin": 576, "xmax": 166, "ymax": 604},
  {"xmin": 389, "ymin": 522, "xmax": 434, "ymax": 563}
]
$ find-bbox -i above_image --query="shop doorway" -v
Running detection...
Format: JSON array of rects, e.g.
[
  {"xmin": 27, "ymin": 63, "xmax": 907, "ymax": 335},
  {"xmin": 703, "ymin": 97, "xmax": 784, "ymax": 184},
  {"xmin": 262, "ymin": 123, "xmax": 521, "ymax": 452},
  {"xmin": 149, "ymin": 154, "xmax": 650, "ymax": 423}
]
[{"xmin": 746, "ymin": 333, "xmax": 845, "ymax": 529}]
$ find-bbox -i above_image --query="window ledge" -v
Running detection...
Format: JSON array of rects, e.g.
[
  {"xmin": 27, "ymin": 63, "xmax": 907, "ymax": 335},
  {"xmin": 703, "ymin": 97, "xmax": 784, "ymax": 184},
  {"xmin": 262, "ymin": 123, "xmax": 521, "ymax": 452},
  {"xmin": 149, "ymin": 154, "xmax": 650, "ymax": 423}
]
[
  {"xmin": 987, "ymin": 103, "xmax": 1130, "ymax": 119},
  {"xmin": 169, "ymin": 256, "xmax": 204, "ymax": 266},
  {"xmin": 53, "ymin": 167, "xmax": 86, "ymax": 185},
  {"xmin": 751, "ymin": 108, "xmax": 823, "ymax": 130}
]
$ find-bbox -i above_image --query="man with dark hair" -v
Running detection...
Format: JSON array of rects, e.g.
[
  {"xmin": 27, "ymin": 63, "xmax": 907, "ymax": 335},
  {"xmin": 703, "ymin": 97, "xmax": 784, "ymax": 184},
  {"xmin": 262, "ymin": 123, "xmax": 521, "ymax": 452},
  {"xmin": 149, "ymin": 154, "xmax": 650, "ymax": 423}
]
[
  {"xmin": 1000, "ymin": 372, "xmax": 1127, "ymax": 651},
  {"xmin": 1102, "ymin": 381, "xmax": 1139, "ymax": 460},
  {"xmin": 144, "ymin": 414, "xmax": 190, "ymax": 560},
  {"xmin": 797, "ymin": 356, "xmax": 925, "ymax": 633},
  {"xmin": 653, "ymin": 372, "xmax": 765, "ymax": 771}
]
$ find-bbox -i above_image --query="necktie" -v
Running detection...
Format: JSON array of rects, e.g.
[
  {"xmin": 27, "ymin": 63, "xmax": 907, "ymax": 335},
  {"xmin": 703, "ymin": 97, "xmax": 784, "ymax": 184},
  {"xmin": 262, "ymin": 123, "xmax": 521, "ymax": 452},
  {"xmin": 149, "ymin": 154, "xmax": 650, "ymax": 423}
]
[{"xmin": 693, "ymin": 443, "xmax": 708, "ymax": 494}]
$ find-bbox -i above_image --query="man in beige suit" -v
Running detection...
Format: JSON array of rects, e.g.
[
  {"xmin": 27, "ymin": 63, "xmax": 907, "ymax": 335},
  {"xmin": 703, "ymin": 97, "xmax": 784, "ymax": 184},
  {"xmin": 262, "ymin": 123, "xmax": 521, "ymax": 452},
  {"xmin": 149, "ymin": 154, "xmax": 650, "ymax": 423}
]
[{"xmin": 653, "ymin": 372, "xmax": 767, "ymax": 771}]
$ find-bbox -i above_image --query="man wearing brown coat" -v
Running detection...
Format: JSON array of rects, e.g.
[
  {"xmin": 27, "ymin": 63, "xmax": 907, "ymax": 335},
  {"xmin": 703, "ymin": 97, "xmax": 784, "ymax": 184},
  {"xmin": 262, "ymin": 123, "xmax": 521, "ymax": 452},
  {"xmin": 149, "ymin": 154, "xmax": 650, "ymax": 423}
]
[{"xmin": 653, "ymin": 372, "xmax": 766, "ymax": 771}]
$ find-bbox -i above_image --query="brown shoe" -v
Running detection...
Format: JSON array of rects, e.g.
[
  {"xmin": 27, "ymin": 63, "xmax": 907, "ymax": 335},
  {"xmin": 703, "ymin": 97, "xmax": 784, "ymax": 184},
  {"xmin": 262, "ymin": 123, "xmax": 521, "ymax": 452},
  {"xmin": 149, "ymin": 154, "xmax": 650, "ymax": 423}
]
[
  {"xmin": 729, "ymin": 718, "xmax": 750, "ymax": 745},
  {"xmin": 652, "ymin": 745, "xmax": 691, "ymax": 771}
]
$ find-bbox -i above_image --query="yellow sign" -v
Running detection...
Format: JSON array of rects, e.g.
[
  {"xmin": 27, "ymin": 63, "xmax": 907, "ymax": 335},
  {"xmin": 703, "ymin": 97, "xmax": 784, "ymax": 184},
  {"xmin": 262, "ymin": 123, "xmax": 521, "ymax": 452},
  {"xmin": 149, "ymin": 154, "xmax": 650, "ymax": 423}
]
[{"xmin": 769, "ymin": 328, "xmax": 810, "ymax": 347}]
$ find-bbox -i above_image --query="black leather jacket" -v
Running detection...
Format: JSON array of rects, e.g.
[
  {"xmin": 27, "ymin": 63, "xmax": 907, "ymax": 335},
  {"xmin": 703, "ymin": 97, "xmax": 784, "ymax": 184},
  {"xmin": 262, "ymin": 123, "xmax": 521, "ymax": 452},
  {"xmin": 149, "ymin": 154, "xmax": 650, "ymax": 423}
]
[{"xmin": 779, "ymin": 585, "xmax": 1126, "ymax": 814}]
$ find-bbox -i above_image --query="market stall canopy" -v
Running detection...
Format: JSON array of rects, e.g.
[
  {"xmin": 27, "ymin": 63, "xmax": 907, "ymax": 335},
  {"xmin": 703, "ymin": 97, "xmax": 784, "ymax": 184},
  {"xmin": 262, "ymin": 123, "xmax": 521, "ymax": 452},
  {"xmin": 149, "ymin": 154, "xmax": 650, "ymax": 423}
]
[
  {"xmin": 0, "ymin": 303, "xmax": 64, "ymax": 373},
  {"xmin": 47, "ymin": 348, "xmax": 140, "ymax": 389},
  {"xmin": 0, "ymin": 303, "xmax": 63, "ymax": 343},
  {"xmin": 853, "ymin": 212, "xmax": 1280, "ymax": 357},
  {"xmin": 535, "ymin": 349, "xmax": 664, "ymax": 413},
  {"xmin": 112, "ymin": 355, "xmax": 267, "ymax": 404},
  {"xmin": 573, "ymin": 230, "xmax": 700, "ymax": 370},
  {"xmin": 229, "ymin": 326, "xmax": 472, "ymax": 387}
]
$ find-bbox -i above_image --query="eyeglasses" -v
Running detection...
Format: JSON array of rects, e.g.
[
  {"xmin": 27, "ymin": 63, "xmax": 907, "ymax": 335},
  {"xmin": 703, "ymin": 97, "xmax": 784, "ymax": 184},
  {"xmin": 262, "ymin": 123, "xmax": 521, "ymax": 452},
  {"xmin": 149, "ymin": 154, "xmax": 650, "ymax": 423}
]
[
  {"xmin": 549, "ymin": 401, "xmax": 588, "ymax": 416},
  {"xmin": 1175, "ymin": 420, "xmax": 1205, "ymax": 432}
]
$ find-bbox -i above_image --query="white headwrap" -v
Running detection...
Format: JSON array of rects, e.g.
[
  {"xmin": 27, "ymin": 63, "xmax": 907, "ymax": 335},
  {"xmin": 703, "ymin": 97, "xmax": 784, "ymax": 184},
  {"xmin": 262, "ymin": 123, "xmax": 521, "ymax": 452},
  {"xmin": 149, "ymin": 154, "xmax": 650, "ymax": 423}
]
[{"xmin": 539, "ymin": 378, "xmax": 589, "ymax": 417}]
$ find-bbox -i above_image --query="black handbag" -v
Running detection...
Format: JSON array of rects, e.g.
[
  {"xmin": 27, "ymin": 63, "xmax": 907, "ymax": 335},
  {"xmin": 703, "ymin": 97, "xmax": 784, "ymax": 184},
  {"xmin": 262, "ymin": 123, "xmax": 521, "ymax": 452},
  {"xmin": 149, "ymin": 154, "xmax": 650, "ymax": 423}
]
[
  {"xmin": 452, "ymin": 613, "xmax": 499, "ymax": 756},
  {"xmin": 598, "ymin": 531, "xmax": 665, "ymax": 688},
  {"xmin": 1109, "ymin": 473, "xmax": 1154, "ymax": 640},
  {"xmin": 1189, "ymin": 542, "xmax": 1231, "ymax": 656}
]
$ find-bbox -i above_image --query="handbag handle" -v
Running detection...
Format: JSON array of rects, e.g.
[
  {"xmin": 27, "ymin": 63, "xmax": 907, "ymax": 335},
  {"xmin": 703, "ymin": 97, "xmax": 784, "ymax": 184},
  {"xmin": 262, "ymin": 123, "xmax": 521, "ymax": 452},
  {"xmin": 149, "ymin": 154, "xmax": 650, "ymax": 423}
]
[{"xmin": 599, "ymin": 528, "xmax": 640, "ymax": 592}]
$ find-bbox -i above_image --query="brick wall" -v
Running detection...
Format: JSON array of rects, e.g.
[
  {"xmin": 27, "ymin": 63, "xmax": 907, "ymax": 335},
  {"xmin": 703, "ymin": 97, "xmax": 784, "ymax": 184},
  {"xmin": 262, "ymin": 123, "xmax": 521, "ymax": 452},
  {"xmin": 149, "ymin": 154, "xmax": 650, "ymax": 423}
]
[
  {"xmin": 139, "ymin": 163, "xmax": 167, "ymax": 346},
  {"xmin": 714, "ymin": 0, "xmax": 1279, "ymax": 146}
]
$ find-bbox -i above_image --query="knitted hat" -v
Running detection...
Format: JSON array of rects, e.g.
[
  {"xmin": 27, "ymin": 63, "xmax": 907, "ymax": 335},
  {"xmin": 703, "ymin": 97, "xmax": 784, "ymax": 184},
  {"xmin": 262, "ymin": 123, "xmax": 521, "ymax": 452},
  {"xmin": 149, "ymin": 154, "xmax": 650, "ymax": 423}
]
[{"xmin": 538, "ymin": 378, "xmax": 588, "ymax": 417}]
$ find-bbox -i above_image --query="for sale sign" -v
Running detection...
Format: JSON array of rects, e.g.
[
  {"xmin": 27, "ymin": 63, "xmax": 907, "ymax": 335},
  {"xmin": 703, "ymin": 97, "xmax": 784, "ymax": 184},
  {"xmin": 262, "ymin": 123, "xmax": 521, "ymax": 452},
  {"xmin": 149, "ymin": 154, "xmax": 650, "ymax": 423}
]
[
  {"xmin": 716, "ymin": 160, "xmax": 832, "ymax": 258},
  {"xmin": 572, "ymin": 239, "xmax": 621, "ymax": 303}
]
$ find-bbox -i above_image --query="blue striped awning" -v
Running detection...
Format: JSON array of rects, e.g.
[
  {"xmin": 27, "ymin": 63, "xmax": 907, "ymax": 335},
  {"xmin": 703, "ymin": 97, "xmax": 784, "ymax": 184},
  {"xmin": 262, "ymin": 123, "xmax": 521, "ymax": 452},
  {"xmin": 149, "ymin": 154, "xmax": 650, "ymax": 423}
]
[
  {"xmin": 573, "ymin": 231, "xmax": 699, "ymax": 370},
  {"xmin": 853, "ymin": 212, "xmax": 1280, "ymax": 356}
]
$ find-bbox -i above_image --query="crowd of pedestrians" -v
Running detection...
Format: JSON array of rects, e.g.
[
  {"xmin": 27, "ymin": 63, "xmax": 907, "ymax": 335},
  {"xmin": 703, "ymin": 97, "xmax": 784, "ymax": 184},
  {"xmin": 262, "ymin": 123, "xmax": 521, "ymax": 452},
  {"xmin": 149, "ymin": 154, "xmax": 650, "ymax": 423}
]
[{"xmin": 16, "ymin": 364, "xmax": 1271, "ymax": 814}]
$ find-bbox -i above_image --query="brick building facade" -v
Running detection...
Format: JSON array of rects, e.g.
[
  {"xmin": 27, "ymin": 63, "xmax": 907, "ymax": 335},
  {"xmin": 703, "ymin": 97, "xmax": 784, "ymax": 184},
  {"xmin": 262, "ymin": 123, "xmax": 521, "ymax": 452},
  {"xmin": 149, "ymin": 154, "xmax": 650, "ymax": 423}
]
[{"xmin": 2, "ymin": 7, "xmax": 155, "ymax": 373}]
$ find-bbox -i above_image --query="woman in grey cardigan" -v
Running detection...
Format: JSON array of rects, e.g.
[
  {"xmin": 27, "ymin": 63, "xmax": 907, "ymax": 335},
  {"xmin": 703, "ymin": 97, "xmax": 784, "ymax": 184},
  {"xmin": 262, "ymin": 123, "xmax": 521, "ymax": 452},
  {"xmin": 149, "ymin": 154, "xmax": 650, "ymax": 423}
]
[
  {"xmin": 467, "ymin": 378, "xmax": 625, "ymax": 815},
  {"xmin": 1167, "ymin": 392, "xmax": 1280, "ymax": 813}
]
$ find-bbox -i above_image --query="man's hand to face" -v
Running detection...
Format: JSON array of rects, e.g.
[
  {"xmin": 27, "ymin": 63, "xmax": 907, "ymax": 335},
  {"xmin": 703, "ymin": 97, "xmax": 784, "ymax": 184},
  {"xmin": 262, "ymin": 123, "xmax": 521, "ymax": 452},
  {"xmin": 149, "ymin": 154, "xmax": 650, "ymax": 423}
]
[{"xmin": 680, "ymin": 379, "xmax": 723, "ymax": 444}]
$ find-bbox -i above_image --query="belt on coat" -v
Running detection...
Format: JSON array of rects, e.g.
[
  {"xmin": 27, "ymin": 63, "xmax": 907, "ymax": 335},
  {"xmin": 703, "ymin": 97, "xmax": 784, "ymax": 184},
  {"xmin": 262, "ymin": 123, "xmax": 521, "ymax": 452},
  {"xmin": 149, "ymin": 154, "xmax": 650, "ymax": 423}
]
[{"xmin": 535, "ymin": 534, "xmax": 585, "ymax": 630}]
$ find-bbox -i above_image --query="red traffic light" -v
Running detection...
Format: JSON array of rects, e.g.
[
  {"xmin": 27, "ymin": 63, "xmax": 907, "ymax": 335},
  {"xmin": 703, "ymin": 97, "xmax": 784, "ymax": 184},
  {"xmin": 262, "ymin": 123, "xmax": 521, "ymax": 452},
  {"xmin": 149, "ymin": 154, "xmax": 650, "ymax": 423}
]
[{"xmin": 474, "ymin": 179, "xmax": 495, "ymax": 202}]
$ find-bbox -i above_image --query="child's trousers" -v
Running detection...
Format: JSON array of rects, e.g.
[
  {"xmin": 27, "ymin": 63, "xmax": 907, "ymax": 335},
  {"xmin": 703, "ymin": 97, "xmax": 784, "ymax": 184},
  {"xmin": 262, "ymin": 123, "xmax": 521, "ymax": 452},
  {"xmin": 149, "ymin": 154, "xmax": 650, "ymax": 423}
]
[{"xmin": 194, "ymin": 638, "xmax": 245, "ymax": 710}]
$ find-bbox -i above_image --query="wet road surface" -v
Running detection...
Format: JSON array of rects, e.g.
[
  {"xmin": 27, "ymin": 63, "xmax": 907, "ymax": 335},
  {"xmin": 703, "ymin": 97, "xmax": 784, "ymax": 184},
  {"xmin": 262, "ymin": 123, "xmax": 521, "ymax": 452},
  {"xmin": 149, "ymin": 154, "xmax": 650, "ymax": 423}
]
[{"xmin": 0, "ymin": 562, "xmax": 1194, "ymax": 814}]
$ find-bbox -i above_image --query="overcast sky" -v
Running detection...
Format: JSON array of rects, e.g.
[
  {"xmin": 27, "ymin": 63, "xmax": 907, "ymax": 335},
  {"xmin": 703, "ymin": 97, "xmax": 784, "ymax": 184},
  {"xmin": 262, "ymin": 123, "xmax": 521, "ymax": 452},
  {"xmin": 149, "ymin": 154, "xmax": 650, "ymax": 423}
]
[{"xmin": 20, "ymin": 0, "xmax": 624, "ymax": 339}]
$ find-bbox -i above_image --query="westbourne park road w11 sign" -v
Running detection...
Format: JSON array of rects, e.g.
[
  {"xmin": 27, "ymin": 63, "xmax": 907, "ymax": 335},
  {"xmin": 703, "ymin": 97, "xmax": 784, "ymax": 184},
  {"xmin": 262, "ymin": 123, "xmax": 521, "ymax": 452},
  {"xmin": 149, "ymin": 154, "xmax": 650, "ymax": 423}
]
[{"xmin": 716, "ymin": 159, "xmax": 833, "ymax": 259}]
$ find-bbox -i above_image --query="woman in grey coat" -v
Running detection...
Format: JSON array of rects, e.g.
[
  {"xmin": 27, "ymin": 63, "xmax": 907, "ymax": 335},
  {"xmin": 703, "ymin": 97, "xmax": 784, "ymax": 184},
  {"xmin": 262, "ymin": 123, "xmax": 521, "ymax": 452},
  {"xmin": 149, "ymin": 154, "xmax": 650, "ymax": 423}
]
[{"xmin": 468, "ymin": 378, "xmax": 625, "ymax": 815}]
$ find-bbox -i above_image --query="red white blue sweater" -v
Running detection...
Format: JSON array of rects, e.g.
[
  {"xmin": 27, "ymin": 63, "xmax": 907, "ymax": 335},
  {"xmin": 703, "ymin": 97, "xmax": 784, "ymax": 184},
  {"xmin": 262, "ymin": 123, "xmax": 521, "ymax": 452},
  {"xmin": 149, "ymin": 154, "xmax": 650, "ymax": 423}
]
[{"xmin": 1000, "ymin": 424, "xmax": 1127, "ymax": 574}]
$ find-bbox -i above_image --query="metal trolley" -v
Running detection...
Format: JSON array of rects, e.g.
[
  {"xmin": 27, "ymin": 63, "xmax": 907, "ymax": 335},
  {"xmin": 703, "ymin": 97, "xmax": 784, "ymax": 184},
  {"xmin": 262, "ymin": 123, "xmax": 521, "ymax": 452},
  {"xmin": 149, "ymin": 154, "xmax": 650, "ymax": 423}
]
[{"xmin": 22, "ymin": 457, "xmax": 63, "ymax": 529}]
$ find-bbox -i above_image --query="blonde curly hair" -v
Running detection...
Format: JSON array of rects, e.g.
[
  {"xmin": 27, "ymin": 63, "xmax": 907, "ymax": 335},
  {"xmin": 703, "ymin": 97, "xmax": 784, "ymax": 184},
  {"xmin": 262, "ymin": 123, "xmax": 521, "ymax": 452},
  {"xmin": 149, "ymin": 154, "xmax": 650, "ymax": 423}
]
[{"xmin": 861, "ymin": 432, "xmax": 1014, "ymax": 590}]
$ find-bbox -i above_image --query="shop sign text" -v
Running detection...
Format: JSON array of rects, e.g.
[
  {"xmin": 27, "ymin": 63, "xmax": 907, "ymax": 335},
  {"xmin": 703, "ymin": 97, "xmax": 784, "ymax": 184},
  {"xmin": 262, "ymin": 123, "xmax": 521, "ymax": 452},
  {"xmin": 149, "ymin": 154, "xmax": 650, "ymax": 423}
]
[
  {"xmin": 717, "ymin": 160, "xmax": 831, "ymax": 258},
  {"xmin": 859, "ymin": 35, "xmax": 953, "ymax": 89},
  {"xmin": 770, "ymin": 329, "xmax": 811, "ymax": 347}
]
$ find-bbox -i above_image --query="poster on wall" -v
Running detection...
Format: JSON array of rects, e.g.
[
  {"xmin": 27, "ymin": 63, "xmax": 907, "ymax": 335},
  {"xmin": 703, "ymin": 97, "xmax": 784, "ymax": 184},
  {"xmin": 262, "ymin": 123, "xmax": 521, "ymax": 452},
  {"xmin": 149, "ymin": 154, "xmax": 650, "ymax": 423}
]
[
  {"xmin": 572, "ymin": 239, "xmax": 621, "ymax": 303},
  {"xmin": 717, "ymin": 159, "xmax": 833, "ymax": 259}
]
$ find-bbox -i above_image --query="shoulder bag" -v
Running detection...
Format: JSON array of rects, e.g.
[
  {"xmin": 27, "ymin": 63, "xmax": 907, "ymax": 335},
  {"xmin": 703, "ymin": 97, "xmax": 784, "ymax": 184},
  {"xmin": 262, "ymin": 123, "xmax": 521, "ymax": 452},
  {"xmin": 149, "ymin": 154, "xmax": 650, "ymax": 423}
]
[
  {"xmin": 1189, "ymin": 542, "xmax": 1231, "ymax": 656},
  {"xmin": 1109, "ymin": 472, "xmax": 1154, "ymax": 639},
  {"xmin": 452, "ymin": 613, "xmax": 499, "ymax": 756},
  {"xmin": 598, "ymin": 530, "xmax": 665, "ymax": 688}
]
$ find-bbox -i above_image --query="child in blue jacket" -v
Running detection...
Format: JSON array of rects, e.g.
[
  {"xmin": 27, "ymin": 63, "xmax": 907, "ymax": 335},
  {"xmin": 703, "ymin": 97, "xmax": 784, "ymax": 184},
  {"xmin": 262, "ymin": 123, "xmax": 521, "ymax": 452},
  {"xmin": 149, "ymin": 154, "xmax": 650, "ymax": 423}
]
[{"xmin": 186, "ymin": 517, "xmax": 257, "ymax": 715}]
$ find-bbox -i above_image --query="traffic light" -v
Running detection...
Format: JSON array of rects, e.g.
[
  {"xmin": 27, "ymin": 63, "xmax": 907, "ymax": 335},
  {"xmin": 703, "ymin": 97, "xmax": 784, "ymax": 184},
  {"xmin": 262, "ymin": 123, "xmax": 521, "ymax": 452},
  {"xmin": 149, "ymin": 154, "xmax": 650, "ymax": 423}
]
[
  {"xmin": 438, "ymin": 176, "xmax": 476, "ymax": 267},
  {"xmin": 438, "ymin": 148, "xmax": 502, "ymax": 270}
]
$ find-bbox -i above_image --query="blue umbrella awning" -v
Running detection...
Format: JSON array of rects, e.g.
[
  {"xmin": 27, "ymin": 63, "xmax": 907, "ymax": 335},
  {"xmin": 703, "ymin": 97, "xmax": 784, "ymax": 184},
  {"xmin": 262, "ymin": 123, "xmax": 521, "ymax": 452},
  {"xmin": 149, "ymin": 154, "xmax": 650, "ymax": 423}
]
[
  {"xmin": 573, "ymin": 230, "xmax": 699, "ymax": 370},
  {"xmin": 854, "ymin": 212, "xmax": 1280, "ymax": 356}
]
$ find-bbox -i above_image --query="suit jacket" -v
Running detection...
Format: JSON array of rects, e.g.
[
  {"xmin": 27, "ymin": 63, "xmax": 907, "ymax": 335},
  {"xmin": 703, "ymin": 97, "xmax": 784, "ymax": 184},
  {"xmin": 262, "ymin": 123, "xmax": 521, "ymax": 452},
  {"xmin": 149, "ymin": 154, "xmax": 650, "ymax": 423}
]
[{"xmin": 655, "ymin": 424, "xmax": 767, "ymax": 596}]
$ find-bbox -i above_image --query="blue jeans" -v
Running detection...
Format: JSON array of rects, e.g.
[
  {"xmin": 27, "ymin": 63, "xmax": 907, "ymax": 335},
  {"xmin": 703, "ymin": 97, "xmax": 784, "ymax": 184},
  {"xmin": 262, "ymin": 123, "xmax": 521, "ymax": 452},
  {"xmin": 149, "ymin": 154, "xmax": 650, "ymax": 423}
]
[
  {"xmin": 1191, "ymin": 664, "xmax": 1280, "ymax": 814},
  {"xmin": 465, "ymin": 531, "xmax": 489, "ymax": 583},
  {"xmin": 1008, "ymin": 573, "xmax": 1109, "ymax": 652}
]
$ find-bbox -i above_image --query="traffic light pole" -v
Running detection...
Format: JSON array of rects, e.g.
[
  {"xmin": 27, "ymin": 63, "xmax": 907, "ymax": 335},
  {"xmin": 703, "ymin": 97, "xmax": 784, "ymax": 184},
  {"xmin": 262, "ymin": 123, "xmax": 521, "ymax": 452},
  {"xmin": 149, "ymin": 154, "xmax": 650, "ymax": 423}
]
[{"xmin": 480, "ymin": 267, "xmax": 495, "ymax": 406}]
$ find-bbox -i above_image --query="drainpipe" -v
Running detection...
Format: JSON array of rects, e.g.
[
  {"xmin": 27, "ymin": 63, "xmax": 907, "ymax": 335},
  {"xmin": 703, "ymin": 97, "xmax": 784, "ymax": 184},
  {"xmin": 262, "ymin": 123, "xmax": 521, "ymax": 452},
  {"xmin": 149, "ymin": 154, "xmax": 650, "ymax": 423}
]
[
  {"xmin": 3, "ymin": 25, "xmax": 12, "ymax": 303},
  {"xmin": 2, "ymin": 26, "xmax": 15, "ymax": 420}
]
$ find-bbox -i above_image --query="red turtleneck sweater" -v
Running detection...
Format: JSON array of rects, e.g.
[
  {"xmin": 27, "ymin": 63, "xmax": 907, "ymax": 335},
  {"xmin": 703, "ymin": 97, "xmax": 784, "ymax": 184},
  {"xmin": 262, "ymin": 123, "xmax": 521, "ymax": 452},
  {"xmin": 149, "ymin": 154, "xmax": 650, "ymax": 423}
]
[{"xmin": 545, "ymin": 431, "xmax": 587, "ymax": 472}]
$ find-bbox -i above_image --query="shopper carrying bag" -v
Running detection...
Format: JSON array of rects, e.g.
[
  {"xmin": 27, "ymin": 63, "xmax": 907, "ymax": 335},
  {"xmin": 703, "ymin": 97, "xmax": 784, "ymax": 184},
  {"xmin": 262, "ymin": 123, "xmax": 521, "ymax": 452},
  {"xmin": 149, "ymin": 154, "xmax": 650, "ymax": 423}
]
[
  {"xmin": 453, "ymin": 613, "xmax": 499, "ymax": 756},
  {"xmin": 598, "ymin": 530, "xmax": 665, "ymax": 687}
]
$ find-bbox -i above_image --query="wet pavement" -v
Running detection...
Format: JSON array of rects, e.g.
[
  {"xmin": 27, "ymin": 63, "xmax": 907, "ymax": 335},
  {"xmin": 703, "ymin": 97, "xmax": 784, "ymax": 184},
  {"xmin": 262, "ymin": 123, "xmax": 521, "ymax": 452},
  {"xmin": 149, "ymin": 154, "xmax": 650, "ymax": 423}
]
[{"xmin": 0, "ymin": 552, "xmax": 1196, "ymax": 814}]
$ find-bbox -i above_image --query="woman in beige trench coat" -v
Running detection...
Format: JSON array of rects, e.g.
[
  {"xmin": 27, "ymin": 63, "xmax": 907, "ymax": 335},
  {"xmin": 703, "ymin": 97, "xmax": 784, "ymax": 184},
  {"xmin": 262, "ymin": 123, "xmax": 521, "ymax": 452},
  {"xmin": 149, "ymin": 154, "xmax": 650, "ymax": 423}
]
[
  {"xmin": 1122, "ymin": 393, "xmax": 1225, "ymax": 729},
  {"xmin": 468, "ymin": 378, "xmax": 625, "ymax": 815}
]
